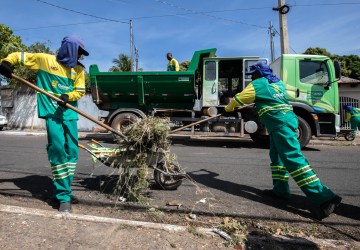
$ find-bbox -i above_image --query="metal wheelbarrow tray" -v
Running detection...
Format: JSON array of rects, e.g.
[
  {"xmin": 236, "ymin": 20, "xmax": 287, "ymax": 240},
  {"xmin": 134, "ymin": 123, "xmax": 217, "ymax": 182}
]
[{"xmin": 79, "ymin": 139, "xmax": 185, "ymax": 190}]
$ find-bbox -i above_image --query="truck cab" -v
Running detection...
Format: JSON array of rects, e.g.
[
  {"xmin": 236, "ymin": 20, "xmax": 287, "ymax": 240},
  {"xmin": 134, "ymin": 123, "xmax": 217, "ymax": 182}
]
[{"xmin": 270, "ymin": 55, "xmax": 341, "ymax": 146}]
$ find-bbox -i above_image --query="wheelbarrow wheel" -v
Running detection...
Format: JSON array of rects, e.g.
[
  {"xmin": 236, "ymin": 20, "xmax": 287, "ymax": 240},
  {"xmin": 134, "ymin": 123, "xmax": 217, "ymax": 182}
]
[
  {"xmin": 154, "ymin": 160, "xmax": 183, "ymax": 190},
  {"xmin": 345, "ymin": 131, "xmax": 355, "ymax": 141}
]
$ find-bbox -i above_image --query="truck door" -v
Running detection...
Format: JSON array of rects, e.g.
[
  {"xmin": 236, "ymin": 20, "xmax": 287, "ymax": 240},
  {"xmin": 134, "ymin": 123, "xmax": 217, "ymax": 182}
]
[
  {"xmin": 202, "ymin": 60, "xmax": 219, "ymax": 107},
  {"xmin": 295, "ymin": 59, "xmax": 337, "ymax": 113},
  {"xmin": 242, "ymin": 58, "xmax": 267, "ymax": 89}
]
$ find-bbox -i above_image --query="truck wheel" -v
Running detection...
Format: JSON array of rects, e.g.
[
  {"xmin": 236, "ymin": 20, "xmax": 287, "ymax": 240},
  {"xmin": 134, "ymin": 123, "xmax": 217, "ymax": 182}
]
[
  {"xmin": 111, "ymin": 113, "xmax": 139, "ymax": 139},
  {"xmin": 249, "ymin": 130, "xmax": 270, "ymax": 148},
  {"xmin": 297, "ymin": 116, "xmax": 311, "ymax": 148},
  {"xmin": 250, "ymin": 116, "xmax": 311, "ymax": 149},
  {"xmin": 154, "ymin": 160, "xmax": 183, "ymax": 190}
]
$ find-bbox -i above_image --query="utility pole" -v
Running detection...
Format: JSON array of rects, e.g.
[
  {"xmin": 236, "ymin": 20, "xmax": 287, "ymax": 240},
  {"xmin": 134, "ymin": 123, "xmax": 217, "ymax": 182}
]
[
  {"xmin": 135, "ymin": 47, "xmax": 139, "ymax": 72},
  {"xmin": 273, "ymin": 0, "xmax": 290, "ymax": 54},
  {"xmin": 130, "ymin": 19, "xmax": 134, "ymax": 71},
  {"xmin": 269, "ymin": 21, "xmax": 276, "ymax": 63}
]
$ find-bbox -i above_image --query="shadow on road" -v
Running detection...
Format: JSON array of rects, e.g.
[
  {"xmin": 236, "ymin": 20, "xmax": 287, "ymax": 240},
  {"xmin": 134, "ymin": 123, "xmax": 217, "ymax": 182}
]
[
  {"xmin": 187, "ymin": 169, "xmax": 360, "ymax": 222},
  {"xmin": 0, "ymin": 175, "xmax": 53, "ymax": 199}
]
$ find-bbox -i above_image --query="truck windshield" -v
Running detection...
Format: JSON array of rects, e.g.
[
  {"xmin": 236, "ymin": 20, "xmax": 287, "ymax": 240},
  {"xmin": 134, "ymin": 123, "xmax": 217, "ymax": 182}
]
[{"xmin": 299, "ymin": 60, "xmax": 329, "ymax": 85}]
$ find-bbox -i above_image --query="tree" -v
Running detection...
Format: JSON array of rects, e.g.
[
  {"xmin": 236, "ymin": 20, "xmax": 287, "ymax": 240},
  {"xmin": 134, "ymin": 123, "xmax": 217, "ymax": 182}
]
[
  {"xmin": 0, "ymin": 24, "xmax": 27, "ymax": 85},
  {"xmin": 343, "ymin": 55, "xmax": 360, "ymax": 79},
  {"xmin": 304, "ymin": 47, "xmax": 360, "ymax": 80},
  {"xmin": 304, "ymin": 47, "xmax": 332, "ymax": 58},
  {"xmin": 0, "ymin": 25, "xmax": 56, "ymax": 86},
  {"xmin": 109, "ymin": 54, "xmax": 132, "ymax": 72},
  {"xmin": 0, "ymin": 24, "xmax": 26, "ymax": 58}
]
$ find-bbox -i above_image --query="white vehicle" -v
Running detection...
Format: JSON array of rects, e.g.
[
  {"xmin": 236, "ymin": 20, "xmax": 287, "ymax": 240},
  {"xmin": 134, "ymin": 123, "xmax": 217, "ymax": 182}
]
[{"xmin": 0, "ymin": 115, "xmax": 8, "ymax": 130}]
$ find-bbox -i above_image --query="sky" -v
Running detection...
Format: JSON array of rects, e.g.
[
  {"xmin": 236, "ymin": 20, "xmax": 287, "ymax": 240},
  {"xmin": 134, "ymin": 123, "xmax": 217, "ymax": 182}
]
[{"xmin": 2, "ymin": 0, "xmax": 360, "ymax": 72}]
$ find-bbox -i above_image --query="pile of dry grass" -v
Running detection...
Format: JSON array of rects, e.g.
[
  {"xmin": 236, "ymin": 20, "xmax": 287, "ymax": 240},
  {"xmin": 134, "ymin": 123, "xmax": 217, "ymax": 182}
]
[{"xmin": 110, "ymin": 117, "xmax": 174, "ymax": 202}]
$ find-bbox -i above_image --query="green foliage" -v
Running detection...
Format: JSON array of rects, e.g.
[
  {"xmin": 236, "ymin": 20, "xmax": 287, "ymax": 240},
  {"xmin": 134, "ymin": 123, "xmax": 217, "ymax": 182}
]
[
  {"xmin": 304, "ymin": 47, "xmax": 360, "ymax": 79},
  {"xmin": 0, "ymin": 24, "xmax": 26, "ymax": 58},
  {"xmin": 304, "ymin": 47, "xmax": 332, "ymax": 58},
  {"xmin": 0, "ymin": 24, "xmax": 54, "ymax": 87},
  {"xmin": 341, "ymin": 55, "xmax": 360, "ymax": 79},
  {"xmin": 109, "ymin": 53, "xmax": 132, "ymax": 72},
  {"xmin": 27, "ymin": 41, "xmax": 53, "ymax": 54}
]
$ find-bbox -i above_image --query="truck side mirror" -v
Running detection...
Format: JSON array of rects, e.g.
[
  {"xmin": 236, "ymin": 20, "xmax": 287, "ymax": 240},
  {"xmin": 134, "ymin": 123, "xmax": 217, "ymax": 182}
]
[{"xmin": 334, "ymin": 60, "xmax": 341, "ymax": 79}]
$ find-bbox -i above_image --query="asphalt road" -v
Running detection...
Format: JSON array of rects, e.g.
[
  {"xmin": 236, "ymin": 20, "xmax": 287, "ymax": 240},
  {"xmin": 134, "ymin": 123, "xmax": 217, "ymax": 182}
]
[{"xmin": 0, "ymin": 134, "xmax": 359, "ymax": 238}]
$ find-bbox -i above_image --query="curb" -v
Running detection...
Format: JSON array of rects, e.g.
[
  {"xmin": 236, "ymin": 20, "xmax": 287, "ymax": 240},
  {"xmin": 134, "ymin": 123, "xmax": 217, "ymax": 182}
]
[
  {"xmin": 0, "ymin": 204, "xmax": 358, "ymax": 249},
  {"xmin": 0, "ymin": 130, "xmax": 47, "ymax": 136},
  {"xmin": 1, "ymin": 130, "xmax": 359, "ymax": 146}
]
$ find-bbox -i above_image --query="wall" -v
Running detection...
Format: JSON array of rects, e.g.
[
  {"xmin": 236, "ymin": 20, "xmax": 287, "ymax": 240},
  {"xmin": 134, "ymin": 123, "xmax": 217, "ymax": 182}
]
[
  {"xmin": 339, "ymin": 84, "xmax": 360, "ymax": 101},
  {"xmin": 1, "ymin": 89, "xmax": 106, "ymax": 131}
]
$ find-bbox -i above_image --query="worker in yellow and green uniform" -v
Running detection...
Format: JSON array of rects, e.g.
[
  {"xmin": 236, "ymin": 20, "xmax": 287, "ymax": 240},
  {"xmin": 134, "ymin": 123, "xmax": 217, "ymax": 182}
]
[
  {"xmin": 224, "ymin": 61, "xmax": 341, "ymax": 220},
  {"xmin": 166, "ymin": 52, "xmax": 179, "ymax": 71},
  {"xmin": 0, "ymin": 35, "xmax": 89, "ymax": 213},
  {"xmin": 343, "ymin": 105, "xmax": 360, "ymax": 137}
]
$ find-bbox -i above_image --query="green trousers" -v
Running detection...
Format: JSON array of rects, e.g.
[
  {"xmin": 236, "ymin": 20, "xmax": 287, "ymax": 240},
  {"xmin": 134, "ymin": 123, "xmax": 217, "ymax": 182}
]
[
  {"xmin": 350, "ymin": 117, "xmax": 360, "ymax": 137},
  {"xmin": 269, "ymin": 117, "xmax": 335, "ymax": 205},
  {"xmin": 46, "ymin": 118, "xmax": 78, "ymax": 203}
]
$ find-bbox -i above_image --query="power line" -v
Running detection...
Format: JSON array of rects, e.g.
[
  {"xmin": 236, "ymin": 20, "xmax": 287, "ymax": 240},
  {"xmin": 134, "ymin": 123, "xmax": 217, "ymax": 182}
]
[
  {"xmin": 36, "ymin": 0, "xmax": 129, "ymax": 24},
  {"xmin": 273, "ymin": 28, "xmax": 297, "ymax": 54},
  {"xmin": 24, "ymin": 1, "xmax": 360, "ymax": 31},
  {"xmin": 13, "ymin": 21, "xmax": 111, "ymax": 31},
  {"xmin": 154, "ymin": 0, "xmax": 268, "ymax": 29}
]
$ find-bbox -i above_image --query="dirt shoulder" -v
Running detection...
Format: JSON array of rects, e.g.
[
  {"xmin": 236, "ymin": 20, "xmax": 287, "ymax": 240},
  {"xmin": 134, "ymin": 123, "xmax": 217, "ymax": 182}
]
[{"xmin": 0, "ymin": 193, "xmax": 359, "ymax": 250}]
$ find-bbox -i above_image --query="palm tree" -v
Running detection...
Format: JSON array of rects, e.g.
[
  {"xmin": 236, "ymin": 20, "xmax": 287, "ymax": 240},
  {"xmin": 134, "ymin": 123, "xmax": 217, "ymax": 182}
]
[{"xmin": 109, "ymin": 54, "xmax": 132, "ymax": 72}]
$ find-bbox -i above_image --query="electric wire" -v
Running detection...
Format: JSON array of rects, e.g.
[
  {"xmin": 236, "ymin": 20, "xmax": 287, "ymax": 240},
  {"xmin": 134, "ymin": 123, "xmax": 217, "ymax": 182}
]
[{"xmin": 36, "ymin": 0, "xmax": 129, "ymax": 24}]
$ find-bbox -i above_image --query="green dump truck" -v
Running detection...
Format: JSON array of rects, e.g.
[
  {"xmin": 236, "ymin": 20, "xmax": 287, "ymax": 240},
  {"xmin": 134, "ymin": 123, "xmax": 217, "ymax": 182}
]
[{"xmin": 89, "ymin": 48, "xmax": 341, "ymax": 148}]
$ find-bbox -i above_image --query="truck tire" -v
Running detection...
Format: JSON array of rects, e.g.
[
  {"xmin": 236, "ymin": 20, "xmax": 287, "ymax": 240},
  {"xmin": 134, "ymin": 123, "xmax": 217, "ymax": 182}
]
[
  {"xmin": 249, "ymin": 129, "xmax": 270, "ymax": 148},
  {"xmin": 250, "ymin": 116, "xmax": 311, "ymax": 149},
  {"xmin": 297, "ymin": 116, "xmax": 311, "ymax": 148},
  {"xmin": 111, "ymin": 112, "xmax": 139, "ymax": 140}
]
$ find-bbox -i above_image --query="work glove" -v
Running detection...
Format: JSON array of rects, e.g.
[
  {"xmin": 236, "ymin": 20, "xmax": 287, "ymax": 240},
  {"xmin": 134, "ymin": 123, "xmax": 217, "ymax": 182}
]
[
  {"xmin": 0, "ymin": 61, "xmax": 13, "ymax": 78},
  {"xmin": 224, "ymin": 104, "xmax": 234, "ymax": 112},
  {"xmin": 57, "ymin": 94, "xmax": 69, "ymax": 108}
]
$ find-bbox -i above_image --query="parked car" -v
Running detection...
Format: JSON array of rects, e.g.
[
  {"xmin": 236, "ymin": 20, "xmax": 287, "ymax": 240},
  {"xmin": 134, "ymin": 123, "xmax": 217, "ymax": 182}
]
[{"xmin": 0, "ymin": 115, "xmax": 8, "ymax": 130}]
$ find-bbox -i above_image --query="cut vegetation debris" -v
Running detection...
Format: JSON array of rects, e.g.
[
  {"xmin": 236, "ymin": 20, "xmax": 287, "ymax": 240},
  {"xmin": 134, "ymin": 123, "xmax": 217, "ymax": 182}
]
[{"xmin": 80, "ymin": 117, "xmax": 186, "ymax": 202}]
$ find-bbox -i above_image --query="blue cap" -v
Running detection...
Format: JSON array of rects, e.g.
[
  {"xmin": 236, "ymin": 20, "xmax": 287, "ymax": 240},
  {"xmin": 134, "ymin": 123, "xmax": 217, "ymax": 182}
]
[
  {"xmin": 343, "ymin": 105, "xmax": 353, "ymax": 111},
  {"xmin": 245, "ymin": 61, "xmax": 270, "ymax": 75}
]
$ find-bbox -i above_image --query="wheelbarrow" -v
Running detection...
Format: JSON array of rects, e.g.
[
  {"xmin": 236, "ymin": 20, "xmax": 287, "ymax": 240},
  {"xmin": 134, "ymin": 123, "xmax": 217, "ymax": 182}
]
[
  {"xmin": 10, "ymin": 74, "xmax": 185, "ymax": 191},
  {"xmin": 79, "ymin": 139, "xmax": 185, "ymax": 190},
  {"xmin": 336, "ymin": 128, "xmax": 355, "ymax": 141}
]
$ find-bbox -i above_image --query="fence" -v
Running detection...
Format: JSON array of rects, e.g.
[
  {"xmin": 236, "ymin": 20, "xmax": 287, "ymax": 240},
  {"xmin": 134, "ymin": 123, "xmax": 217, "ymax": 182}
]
[{"xmin": 339, "ymin": 96, "xmax": 359, "ymax": 129}]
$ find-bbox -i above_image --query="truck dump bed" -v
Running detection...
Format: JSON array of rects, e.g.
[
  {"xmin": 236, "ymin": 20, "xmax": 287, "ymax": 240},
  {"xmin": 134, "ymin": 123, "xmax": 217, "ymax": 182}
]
[
  {"xmin": 89, "ymin": 48, "xmax": 217, "ymax": 112},
  {"xmin": 89, "ymin": 66, "xmax": 195, "ymax": 111}
]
